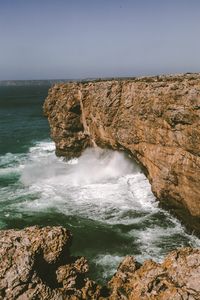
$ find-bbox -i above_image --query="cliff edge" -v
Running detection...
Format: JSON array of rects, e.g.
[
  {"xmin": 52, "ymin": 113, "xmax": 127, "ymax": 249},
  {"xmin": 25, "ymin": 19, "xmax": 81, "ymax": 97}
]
[{"xmin": 44, "ymin": 73, "xmax": 200, "ymax": 234}]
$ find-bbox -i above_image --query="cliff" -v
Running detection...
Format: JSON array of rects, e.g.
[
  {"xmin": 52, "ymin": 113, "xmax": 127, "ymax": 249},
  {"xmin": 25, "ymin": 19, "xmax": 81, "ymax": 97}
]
[
  {"xmin": 0, "ymin": 226, "xmax": 200, "ymax": 299},
  {"xmin": 44, "ymin": 73, "xmax": 200, "ymax": 235}
]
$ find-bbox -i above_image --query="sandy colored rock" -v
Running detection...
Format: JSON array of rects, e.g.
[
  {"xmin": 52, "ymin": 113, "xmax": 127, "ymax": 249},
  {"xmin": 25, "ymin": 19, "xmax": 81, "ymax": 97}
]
[
  {"xmin": 108, "ymin": 248, "xmax": 200, "ymax": 300},
  {"xmin": 0, "ymin": 226, "xmax": 200, "ymax": 299},
  {"xmin": 44, "ymin": 73, "xmax": 200, "ymax": 234},
  {"xmin": 0, "ymin": 226, "xmax": 102, "ymax": 300}
]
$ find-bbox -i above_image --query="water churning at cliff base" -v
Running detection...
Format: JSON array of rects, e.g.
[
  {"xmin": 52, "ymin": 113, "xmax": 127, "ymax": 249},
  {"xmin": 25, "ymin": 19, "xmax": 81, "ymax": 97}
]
[{"xmin": 0, "ymin": 140, "xmax": 200, "ymax": 283}]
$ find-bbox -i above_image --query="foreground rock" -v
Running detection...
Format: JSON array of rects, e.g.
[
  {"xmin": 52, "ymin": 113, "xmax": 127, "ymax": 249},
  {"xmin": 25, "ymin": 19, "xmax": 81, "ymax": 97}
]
[
  {"xmin": 44, "ymin": 73, "xmax": 200, "ymax": 234},
  {"xmin": 0, "ymin": 226, "xmax": 200, "ymax": 299},
  {"xmin": 0, "ymin": 226, "xmax": 103, "ymax": 300},
  {"xmin": 108, "ymin": 248, "xmax": 200, "ymax": 300}
]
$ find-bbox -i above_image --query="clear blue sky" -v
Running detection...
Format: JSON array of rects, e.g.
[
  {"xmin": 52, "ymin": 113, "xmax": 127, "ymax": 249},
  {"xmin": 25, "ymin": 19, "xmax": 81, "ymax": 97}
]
[{"xmin": 0, "ymin": 0, "xmax": 200, "ymax": 80}]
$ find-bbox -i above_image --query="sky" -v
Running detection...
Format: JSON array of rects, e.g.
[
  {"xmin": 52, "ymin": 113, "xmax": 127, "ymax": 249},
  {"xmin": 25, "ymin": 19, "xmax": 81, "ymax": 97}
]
[{"xmin": 0, "ymin": 0, "xmax": 200, "ymax": 80}]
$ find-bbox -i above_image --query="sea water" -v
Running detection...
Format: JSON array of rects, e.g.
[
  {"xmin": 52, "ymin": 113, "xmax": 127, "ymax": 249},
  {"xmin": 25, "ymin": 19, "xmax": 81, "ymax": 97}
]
[{"xmin": 0, "ymin": 85, "xmax": 199, "ymax": 284}]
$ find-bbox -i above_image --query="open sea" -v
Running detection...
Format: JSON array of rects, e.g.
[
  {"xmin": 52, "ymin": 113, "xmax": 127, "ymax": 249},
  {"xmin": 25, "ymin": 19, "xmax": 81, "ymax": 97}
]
[{"xmin": 0, "ymin": 84, "xmax": 200, "ymax": 284}]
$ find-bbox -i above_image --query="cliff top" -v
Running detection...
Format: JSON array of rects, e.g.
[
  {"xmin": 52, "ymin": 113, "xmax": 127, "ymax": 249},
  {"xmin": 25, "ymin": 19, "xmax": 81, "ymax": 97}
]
[{"xmin": 48, "ymin": 72, "xmax": 200, "ymax": 89}]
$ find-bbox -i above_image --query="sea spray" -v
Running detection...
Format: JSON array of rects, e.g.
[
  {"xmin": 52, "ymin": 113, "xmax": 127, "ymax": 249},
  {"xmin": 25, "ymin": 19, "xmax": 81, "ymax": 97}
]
[
  {"xmin": 21, "ymin": 146, "xmax": 139, "ymax": 186},
  {"xmin": 0, "ymin": 140, "xmax": 200, "ymax": 283}
]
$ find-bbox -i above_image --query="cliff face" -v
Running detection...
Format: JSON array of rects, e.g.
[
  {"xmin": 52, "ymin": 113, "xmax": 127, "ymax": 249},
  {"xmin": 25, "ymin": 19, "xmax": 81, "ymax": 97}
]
[
  {"xmin": 1, "ymin": 226, "xmax": 200, "ymax": 300},
  {"xmin": 44, "ymin": 73, "xmax": 200, "ymax": 234}
]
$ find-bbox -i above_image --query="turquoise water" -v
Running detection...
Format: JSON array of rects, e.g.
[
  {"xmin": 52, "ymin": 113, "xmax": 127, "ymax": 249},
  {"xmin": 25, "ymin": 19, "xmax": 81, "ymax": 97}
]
[{"xmin": 0, "ymin": 85, "xmax": 200, "ymax": 284}]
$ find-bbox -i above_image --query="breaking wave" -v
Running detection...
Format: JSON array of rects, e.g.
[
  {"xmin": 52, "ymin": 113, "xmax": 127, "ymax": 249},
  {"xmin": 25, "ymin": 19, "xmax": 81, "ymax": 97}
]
[{"xmin": 0, "ymin": 140, "xmax": 200, "ymax": 282}]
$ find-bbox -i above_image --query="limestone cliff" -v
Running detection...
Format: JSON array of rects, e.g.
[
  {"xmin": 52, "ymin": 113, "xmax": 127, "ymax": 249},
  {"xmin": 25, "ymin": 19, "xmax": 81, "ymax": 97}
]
[{"xmin": 44, "ymin": 73, "xmax": 200, "ymax": 234}]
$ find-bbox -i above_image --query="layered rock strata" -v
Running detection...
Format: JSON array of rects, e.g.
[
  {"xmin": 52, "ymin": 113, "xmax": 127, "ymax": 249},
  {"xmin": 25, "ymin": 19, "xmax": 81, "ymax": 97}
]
[
  {"xmin": 0, "ymin": 226, "xmax": 200, "ymax": 300},
  {"xmin": 44, "ymin": 73, "xmax": 200, "ymax": 234}
]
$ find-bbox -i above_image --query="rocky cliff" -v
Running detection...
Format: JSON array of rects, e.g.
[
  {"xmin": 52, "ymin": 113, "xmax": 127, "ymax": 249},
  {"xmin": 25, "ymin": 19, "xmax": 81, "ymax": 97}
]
[
  {"xmin": 44, "ymin": 73, "xmax": 200, "ymax": 234},
  {"xmin": 0, "ymin": 226, "xmax": 200, "ymax": 300}
]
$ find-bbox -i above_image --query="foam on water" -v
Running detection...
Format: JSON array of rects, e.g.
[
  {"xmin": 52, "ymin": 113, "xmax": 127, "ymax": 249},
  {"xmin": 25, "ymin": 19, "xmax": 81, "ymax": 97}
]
[
  {"xmin": 0, "ymin": 140, "xmax": 200, "ymax": 282},
  {"xmin": 94, "ymin": 255, "xmax": 124, "ymax": 279}
]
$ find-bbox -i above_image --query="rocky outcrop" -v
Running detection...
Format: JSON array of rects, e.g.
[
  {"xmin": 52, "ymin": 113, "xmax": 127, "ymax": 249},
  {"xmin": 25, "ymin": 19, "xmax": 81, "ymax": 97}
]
[
  {"xmin": 0, "ymin": 226, "xmax": 103, "ymax": 300},
  {"xmin": 108, "ymin": 248, "xmax": 200, "ymax": 300},
  {"xmin": 0, "ymin": 226, "xmax": 200, "ymax": 299},
  {"xmin": 44, "ymin": 73, "xmax": 200, "ymax": 234}
]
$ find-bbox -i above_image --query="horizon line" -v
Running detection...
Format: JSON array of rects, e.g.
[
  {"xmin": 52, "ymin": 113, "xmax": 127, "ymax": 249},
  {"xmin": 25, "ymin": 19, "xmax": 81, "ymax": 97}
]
[{"xmin": 1, "ymin": 71, "xmax": 200, "ymax": 82}]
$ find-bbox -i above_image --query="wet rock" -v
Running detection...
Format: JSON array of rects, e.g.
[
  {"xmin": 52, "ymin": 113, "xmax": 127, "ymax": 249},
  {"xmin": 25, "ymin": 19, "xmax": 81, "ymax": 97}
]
[{"xmin": 44, "ymin": 73, "xmax": 200, "ymax": 235}]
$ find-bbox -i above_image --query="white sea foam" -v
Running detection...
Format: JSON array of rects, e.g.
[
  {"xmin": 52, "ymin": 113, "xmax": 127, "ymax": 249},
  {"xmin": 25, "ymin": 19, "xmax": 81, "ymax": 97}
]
[
  {"xmin": 1, "ymin": 140, "xmax": 200, "ymax": 274},
  {"xmin": 18, "ymin": 143, "xmax": 154, "ymax": 216},
  {"xmin": 0, "ymin": 152, "xmax": 26, "ymax": 169},
  {"xmin": 21, "ymin": 146, "xmax": 137, "ymax": 186},
  {"xmin": 18, "ymin": 144, "xmax": 145, "ymax": 218},
  {"xmin": 94, "ymin": 254, "xmax": 124, "ymax": 279}
]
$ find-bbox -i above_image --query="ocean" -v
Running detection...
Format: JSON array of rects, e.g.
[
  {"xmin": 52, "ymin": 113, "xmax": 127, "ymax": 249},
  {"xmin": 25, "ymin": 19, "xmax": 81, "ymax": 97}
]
[{"xmin": 0, "ymin": 84, "xmax": 200, "ymax": 284}]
